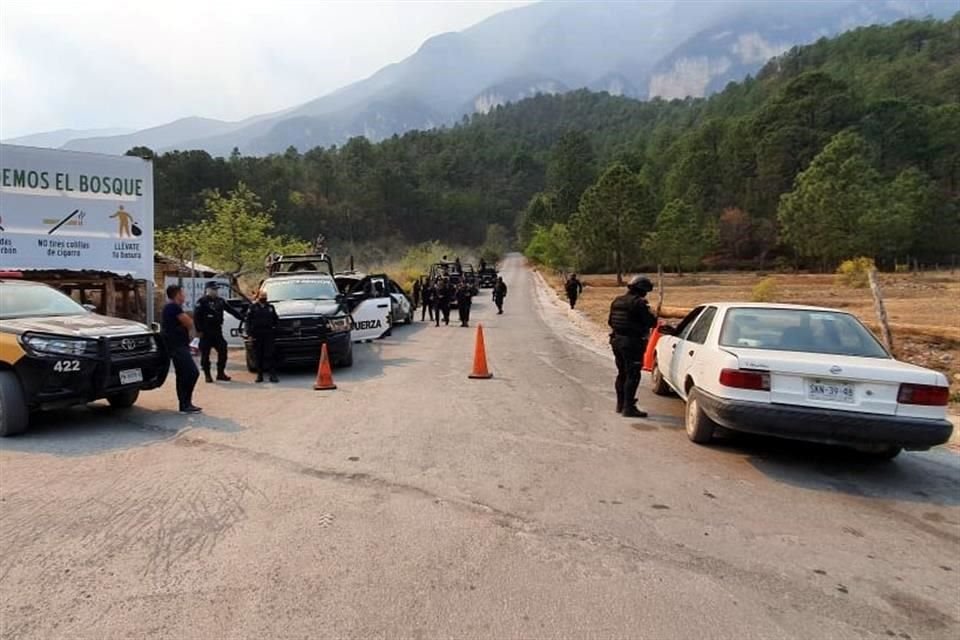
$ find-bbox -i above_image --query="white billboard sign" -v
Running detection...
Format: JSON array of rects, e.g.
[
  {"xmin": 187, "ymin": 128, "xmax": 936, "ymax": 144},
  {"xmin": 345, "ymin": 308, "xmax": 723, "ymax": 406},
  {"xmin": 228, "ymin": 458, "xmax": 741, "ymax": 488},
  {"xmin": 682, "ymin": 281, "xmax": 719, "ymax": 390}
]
[{"xmin": 0, "ymin": 144, "xmax": 154, "ymax": 279}]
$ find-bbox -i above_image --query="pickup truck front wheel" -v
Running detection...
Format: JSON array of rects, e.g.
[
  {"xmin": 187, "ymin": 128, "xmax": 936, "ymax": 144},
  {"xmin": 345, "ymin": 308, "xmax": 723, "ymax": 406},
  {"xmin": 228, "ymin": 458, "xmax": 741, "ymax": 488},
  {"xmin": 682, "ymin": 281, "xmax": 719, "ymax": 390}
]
[
  {"xmin": 0, "ymin": 370, "xmax": 29, "ymax": 437},
  {"xmin": 107, "ymin": 388, "xmax": 140, "ymax": 409}
]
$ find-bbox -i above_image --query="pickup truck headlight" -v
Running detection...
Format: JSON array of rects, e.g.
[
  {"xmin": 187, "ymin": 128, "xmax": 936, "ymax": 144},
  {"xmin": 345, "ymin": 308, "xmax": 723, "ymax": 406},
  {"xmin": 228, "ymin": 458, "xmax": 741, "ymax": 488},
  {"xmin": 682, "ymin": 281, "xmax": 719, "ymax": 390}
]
[
  {"xmin": 327, "ymin": 316, "xmax": 352, "ymax": 333},
  {"xmin": 21, "ymin": 334, "xmax": 92, "ymax": 356}
]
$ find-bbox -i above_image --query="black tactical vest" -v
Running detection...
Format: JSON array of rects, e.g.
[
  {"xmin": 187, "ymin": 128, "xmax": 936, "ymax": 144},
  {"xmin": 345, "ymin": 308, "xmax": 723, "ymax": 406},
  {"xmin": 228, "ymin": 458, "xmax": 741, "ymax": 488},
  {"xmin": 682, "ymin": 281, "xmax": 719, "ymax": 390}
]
[{"xmin": 608, "ymin": 293, "xmax": 654, "ymax": 338}]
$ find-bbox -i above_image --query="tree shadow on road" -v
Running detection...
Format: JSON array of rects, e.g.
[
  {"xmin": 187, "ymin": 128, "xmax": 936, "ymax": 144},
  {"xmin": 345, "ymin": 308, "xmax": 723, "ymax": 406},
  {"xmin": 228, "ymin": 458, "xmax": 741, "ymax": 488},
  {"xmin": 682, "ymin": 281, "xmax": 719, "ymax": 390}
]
[
  {"xmin": 0, "ymin": 403, "xmax": 245, "ymax": 458},
  {"xmin": 708, "ymin": 433, "xmax": 960, "ymax": 506}
]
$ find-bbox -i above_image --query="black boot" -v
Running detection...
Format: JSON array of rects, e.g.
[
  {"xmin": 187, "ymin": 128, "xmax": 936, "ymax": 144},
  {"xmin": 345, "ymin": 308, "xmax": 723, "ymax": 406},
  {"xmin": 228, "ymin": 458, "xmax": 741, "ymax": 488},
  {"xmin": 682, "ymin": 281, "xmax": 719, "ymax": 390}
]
[
  {"xmin": 269, "ymin": 373, "xmax": 279, "ymax": 383},
  {"xmin": 216, "ymin": 369, "xmax": 231, "ymax": 381},
  {"xmin": 255, "ymin": 374, "xmax": 264, "ymax": 383},
  {"xmin": 622, "ymin": 405, "xmax": 648, "ymax": 418},
  {"xmin": 203, "ymin": 369, "xmax": 214, "ymax": 383}
]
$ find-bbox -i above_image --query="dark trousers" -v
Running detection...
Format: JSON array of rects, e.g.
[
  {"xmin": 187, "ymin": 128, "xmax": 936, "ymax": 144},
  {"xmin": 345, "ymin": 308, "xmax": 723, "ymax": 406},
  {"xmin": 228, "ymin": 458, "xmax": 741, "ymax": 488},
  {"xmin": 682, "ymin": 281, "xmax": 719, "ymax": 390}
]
[
  {"xmin": 199, "ymin": 330, "xmax": 228, "ymax": 374},
  {"xmin": 494, "ymin": 296, "xmax": 504, "ymax": 313},
  {"xmin": 568, "ymin": 294, "xmax": 578, "ymax": 309},
  {"xmin": 435, "ymin": 302, "xmax": 449, "ymax": 326},
  {"xmin": 170, "ymin": 345, "xmax": 199, "ymax": 410},
  {"xmin": 251, "ymin": 333, "xmax": 275, "ymax": 377},
  {"xmin": 611, "ymin": 335, "xmax": 644, "ymax": 412},
  {"xmin": 458, "ymin": 303, "xmax": 472, "ymax": 326},
  {"xmin": 422, "ymin": 300, "xmax": 433, "ymax": 322}
]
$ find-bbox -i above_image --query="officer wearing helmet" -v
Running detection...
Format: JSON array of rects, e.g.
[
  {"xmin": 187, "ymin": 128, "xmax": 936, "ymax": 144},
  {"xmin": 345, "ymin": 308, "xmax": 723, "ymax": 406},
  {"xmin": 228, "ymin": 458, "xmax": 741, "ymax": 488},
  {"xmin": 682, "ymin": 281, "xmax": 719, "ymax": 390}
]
[
  {"xmin": 607, "ymin": 275, "xmax": 657, "ymax": 417},
  {"xmin": 194, "ymin": 281, "xmax": 244, "ymax": 383}
]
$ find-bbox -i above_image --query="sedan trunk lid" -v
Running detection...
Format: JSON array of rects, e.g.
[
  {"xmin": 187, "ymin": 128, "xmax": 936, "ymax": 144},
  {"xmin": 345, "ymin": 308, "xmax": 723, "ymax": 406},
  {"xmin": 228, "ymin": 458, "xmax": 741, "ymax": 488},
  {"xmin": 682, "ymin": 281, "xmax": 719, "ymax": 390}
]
[{"xmin": 724, "ymin": 348, "xmax": 941, "ymax": 416}]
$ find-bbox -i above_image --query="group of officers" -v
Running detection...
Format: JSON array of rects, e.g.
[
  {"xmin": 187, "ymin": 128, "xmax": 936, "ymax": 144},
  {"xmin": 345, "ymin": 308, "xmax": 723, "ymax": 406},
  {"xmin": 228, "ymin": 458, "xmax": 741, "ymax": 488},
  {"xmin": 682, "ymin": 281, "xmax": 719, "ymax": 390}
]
[
  {"xmin": 161, "ymin": 282, "xmax": 282, "ymax": 414},
  {"xmin": 164, "ymin": 267, "xmax": 657, "ymax": 422},
  {"xmin": 411, "ymin": 274, "xmax": 508, "ymax": 328}
]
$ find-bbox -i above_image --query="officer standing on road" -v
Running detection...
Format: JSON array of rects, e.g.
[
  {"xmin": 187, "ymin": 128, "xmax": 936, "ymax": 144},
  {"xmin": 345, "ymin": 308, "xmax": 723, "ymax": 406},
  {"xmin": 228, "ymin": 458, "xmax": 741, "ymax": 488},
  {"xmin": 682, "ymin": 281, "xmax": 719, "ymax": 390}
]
[
  {"xmin": 195, "ymin": 282, "xmax": 244, "ymax": 383},
  {"xmin": 493, "ymin": 276, "xmax": 507, "ymax": 314},
  {"xmin": 607, "ymin": 275, "xmax": 657, "ymax": 418},
  {"xmin": 161, "ymin": 285, "xmax": 201, "ymax": 414},
  {"xmin": 434, "ymin": 278, "xmax": 451, "ymax": 327},
  {"xmin": 245, "ymin": 291, "xmax": 280, "ymax": 383},
  {"xmin": 421, "ymin": 279, "xmax": 434, "ymax": 322},
  {"xmin": 412, "ymin": 278, "xmax": 422, "ymax": 313},
  {"xmin": 565, "ymin": 274, "xmax": 584, "ymax": 309},
  {"xmin": 455, "ymin": 281, "xmax": 473, "ymax": 327}
]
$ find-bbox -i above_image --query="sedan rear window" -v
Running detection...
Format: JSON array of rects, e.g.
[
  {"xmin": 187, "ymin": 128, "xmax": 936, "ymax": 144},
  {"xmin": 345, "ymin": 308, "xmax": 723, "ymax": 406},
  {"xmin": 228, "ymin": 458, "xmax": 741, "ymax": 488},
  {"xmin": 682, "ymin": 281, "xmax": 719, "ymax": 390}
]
[{"xmin": 719, "ymin": 308, "xmax": 890, "ymax": 358}]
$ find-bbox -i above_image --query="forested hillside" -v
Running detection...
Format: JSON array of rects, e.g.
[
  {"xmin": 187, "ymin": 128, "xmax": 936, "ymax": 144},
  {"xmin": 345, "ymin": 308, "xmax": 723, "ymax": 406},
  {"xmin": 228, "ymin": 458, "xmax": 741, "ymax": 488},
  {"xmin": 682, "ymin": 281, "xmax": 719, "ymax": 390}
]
[{"xmin": 144, "ymin": 15, "xmax": 960, "ymax": 273}]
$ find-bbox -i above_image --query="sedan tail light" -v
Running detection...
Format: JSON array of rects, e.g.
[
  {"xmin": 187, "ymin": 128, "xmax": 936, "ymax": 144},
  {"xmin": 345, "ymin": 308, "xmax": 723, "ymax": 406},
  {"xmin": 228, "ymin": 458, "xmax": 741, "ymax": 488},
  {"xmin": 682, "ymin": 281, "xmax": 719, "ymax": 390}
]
[
  {"xmin": 719, "ymin": 368, "xmax": 770, "ymax": 391},
  {"xmin": 897, "ymin": 383, "xmax": 949, "ymax": 406}
]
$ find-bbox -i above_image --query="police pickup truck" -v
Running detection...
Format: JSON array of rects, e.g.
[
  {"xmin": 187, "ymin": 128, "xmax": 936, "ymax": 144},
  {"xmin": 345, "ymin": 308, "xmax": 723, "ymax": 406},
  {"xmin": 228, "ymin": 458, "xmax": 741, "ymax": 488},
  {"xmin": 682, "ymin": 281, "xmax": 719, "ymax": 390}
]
[
  {"xmin": 244, "ymin": 253, "xmax": 398, "ymax": 370},
  {"xmin": 0, "ymin": 279, "xmax": 169, "ymax": 436},
  {"xmin": 246, "ymin": 253, "xmax": 354, "ymax": 369},
  {"xmin": 335, "ymin": 271, "xmax": 413, "ymax": 328}
]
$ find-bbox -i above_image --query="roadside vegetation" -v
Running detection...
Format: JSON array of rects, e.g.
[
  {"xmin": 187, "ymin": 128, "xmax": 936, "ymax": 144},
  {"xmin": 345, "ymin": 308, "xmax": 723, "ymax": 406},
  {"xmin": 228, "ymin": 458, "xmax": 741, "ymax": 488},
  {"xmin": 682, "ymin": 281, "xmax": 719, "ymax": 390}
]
[{"xmin": 522, "ymin": 15, "xmax": 959, "ymax": 278}]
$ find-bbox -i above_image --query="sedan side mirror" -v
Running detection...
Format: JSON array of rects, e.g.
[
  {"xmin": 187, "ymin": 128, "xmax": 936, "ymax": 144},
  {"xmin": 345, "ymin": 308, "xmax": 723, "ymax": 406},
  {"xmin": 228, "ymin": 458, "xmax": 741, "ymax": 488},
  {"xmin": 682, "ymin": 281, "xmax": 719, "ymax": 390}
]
[
  {"xmin": 658, "ymin": 324, "xmax": 676, "ymax": 336},
  {"xmin": 82, "ymin": 303, "xmax": 98, "ymax": 313}
]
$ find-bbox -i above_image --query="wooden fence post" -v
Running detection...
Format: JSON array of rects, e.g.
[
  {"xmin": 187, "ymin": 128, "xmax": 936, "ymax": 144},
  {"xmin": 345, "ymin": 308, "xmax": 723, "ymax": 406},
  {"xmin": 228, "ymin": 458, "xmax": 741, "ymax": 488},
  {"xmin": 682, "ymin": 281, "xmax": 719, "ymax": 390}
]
[
  {"xmin": 656, "ymin": 264, "xmax": 664, "ymax": 318},
  {"xmin": 868, "ymin": 269, "xmax": 894, "ymax": 355}
]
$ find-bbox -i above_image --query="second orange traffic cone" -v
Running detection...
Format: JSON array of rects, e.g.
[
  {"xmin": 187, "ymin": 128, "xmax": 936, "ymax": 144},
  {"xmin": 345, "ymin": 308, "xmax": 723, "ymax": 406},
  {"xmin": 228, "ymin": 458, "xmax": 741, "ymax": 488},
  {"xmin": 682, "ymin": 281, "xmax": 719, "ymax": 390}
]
[
  {"xmin": 642, "ymin": 321, "xmax": 663, "ymax": 372},
  {"xmin": 313, "ymin": 343, "xmax": 337, "ymax": 390},
  {"xmin": 468, "ymin": 324, "xmax": 493, "ymax": 379}
]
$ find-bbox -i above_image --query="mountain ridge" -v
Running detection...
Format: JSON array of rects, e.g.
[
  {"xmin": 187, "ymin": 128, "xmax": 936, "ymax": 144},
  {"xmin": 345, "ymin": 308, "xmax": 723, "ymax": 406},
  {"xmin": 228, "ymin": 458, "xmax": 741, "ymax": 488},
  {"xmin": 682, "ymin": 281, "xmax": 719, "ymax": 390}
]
[{"xmin": 22, "ymin": 0, "xmax": 956, "ymax": 156}]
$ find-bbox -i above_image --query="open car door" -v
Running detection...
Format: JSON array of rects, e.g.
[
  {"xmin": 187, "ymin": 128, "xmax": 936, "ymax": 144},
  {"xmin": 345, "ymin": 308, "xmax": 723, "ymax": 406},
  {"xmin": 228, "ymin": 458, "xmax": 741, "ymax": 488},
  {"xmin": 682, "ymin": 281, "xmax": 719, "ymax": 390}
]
[
  {"xmin": 347, "ymin": 274, "xmax": 392, "ymax": 342},
  {"xmin": 387, "ymin": 279, "xmax": 412, "ymax": 324}
]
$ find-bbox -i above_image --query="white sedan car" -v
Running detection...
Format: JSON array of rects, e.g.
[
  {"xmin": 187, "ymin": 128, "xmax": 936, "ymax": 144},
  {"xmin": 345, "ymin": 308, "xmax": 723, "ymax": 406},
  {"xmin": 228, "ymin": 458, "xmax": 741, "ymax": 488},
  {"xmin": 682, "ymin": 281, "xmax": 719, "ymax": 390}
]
[{"xmin": 651, "ymin": 303, "xmax": 953, "ymax": 459}]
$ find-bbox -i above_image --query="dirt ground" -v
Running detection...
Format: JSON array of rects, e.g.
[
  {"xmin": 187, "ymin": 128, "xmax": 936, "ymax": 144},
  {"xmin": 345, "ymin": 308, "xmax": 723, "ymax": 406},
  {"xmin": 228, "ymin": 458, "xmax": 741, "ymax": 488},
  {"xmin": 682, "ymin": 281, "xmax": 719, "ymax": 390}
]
[{"xmin": 545, "ymin": 270, "xmax": 960, "ymax": 406}]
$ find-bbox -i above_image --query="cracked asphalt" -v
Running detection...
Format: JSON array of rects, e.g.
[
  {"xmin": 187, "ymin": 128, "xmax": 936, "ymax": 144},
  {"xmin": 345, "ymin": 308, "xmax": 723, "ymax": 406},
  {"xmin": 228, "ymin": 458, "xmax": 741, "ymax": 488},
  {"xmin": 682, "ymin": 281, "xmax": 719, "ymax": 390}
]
[{"xmin": 1, "ymin": 255, "xmax": 959, "ymax": 639}]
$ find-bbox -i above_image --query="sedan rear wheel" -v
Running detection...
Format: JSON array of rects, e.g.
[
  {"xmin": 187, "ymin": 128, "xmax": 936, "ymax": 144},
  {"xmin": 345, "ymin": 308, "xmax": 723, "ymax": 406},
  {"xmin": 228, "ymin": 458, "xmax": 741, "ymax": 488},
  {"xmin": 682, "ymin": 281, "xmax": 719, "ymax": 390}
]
[
  {"xmin": 650, "ymin": 359, "xmax": 671, "ymax": 396},
  {"xmin": 684, "ymin": 388, "xmax": 716, "ymax": 444}
]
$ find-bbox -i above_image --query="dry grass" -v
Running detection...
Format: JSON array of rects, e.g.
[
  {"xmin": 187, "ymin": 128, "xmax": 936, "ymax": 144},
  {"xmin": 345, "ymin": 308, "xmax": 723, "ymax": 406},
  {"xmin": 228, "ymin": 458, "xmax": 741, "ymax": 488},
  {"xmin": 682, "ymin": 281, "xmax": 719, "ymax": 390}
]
[{"xmin": 544, "ymin": 269, "xmax": 960, "ymax": 402}]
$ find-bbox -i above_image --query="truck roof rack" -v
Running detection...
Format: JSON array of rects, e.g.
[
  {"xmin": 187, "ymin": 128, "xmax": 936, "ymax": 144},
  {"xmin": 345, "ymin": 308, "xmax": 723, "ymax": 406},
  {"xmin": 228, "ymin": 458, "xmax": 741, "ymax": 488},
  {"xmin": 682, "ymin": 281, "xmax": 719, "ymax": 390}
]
[{"xmin": 266, "ymin": 252, "xmax": 335, "ymax": 277}]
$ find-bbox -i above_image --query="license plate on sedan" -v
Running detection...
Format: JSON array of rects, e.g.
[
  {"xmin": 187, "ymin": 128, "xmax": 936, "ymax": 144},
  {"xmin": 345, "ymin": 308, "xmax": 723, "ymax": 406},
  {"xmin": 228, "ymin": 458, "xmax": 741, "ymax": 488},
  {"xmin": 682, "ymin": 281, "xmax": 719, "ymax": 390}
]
[
  {"xmin": 119, "ymin": 368, "xmax": 143, "ymax": 385},
  {"xmin": 807, "ymin": 379, "xmax": 855, "ymax": 403}
]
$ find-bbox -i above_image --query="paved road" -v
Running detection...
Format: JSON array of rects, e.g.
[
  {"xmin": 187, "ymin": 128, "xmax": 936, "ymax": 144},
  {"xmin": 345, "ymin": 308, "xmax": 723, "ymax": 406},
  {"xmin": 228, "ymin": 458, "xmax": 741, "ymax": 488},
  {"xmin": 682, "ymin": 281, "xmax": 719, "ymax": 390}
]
[{"xmin": 2, "ymin": 256, "xmax": 958, "ymax": 639}]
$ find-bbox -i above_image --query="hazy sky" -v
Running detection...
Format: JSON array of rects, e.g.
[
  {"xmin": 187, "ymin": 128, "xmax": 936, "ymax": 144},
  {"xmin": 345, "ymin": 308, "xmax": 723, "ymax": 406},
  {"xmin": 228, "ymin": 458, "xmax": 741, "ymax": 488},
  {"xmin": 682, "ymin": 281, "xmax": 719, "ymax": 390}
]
[{"xmin": 0, "ymin": 0, "xmax": 532, "ymax": 139}]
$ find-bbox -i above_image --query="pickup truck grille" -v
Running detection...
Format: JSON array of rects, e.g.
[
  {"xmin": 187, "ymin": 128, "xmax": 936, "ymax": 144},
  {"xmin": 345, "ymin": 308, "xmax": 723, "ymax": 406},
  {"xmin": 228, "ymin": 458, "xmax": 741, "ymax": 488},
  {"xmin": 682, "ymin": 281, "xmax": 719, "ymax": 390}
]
[
  {"xmin": 107, "ymin": 334, "xmax": 157, "ymax": 358},
  {"xmin": 277, "ymin": 317, "xmax": 328, "ymax": 340}
]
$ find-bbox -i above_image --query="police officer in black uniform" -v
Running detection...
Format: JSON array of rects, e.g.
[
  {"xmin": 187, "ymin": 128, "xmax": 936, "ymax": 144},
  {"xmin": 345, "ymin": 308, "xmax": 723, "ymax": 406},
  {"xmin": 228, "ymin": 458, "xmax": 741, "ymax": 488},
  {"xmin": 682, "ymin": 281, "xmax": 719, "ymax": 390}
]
[
  {"xmin": 195, "ymin": 282, "xmax": 244, "ymax": 383},
  {"xmin": 245, "ymin": 291, "xmax": 280, "ymax": 383},
  {"xmin": 455, "ymin": 281, "xmax": 473, "ymax": 327},
  {"xmin": 421, "ymin": 280, "xmax": 434, "ymax": 322},
  {"xmin": 492, "ymin": 276, "xmax": 507, "ymax": 314},
  {"xmin": 434, "ymin": 278, "xmax": 451, "ymax": 327},
  {"xmin": 608, "ymin": 275, "xmax": 657, "ymax": 417}
]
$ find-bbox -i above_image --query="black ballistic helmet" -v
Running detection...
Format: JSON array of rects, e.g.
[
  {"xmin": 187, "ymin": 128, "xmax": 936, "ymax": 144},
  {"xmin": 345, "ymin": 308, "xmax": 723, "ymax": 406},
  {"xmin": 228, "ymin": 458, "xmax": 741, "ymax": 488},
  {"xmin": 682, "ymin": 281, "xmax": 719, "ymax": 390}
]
[{"xmin": 627, "ymin": 275, "xmax": 654, "ymax": 294}]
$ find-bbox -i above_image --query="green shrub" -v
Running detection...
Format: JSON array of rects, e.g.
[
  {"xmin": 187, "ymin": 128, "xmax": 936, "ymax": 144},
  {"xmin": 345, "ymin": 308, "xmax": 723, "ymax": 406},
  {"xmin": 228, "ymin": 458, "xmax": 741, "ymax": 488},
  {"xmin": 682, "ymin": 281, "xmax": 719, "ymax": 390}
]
[
  {"xmin": 524, "ymin": 224, "xmax": 573, "ymax": 271},
  {"xmin": 751, "ymin": 277, "xmax": 779, "ymax": 302},
  {"xmin": 836, "ymin": 257, "xmax": 876, "ymax": 288}
]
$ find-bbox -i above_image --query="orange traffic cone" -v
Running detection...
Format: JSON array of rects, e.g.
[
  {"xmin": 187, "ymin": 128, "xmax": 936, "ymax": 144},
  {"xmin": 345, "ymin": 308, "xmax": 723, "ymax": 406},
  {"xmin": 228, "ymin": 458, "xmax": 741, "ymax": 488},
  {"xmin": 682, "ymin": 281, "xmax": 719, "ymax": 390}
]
[
  {"xmin": 642, "ymin": 322, "xmax": 663, "ymax": 372},
  {"xmin": 313, "ymin": 343, "xmax": 337, "ymax": 390},
  {"xmin": 468, "ymin": 324, "xmax": 493, "ymax": 379}
]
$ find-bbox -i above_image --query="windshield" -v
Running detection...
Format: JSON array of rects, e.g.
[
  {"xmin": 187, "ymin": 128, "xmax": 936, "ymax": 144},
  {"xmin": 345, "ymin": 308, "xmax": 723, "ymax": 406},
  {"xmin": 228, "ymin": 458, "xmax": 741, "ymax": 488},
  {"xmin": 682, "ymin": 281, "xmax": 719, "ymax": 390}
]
[
  {"xmin": 0, "ymin": 283, "xmax": 88, "ymax": 319},
  {"xmin": 262, "ymin": 278, "xmax": 339, "ymax": 301},
  {"xmin": 719, "ymin": 308, "xmax": 890, "ymax": 358}
]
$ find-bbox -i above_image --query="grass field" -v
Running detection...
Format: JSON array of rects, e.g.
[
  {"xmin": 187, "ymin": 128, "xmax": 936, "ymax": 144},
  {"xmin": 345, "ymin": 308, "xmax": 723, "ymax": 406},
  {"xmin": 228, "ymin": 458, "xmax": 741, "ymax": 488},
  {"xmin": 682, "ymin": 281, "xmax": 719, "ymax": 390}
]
[{"xmin": 543, "ymin": 269, "xmax": 960, "ymax": 405}]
